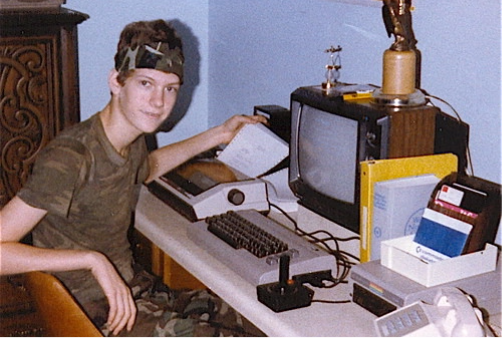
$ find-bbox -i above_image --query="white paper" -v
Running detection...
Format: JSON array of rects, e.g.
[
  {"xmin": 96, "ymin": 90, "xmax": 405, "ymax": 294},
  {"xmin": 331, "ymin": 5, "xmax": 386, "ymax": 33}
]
[{"xmin": 217, "ymin": 123, "xmax": 289, "ymax": 178}]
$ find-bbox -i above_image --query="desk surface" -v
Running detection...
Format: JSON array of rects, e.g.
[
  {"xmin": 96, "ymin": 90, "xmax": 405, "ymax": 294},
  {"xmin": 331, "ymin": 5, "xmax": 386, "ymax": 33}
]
[
  {"xmin": 135, "ymin": 187, "xmax": 377, "ymax": 336},
  {"xmin": 134, "ymin": 186, "xmax": 501, "ymax": 337}
]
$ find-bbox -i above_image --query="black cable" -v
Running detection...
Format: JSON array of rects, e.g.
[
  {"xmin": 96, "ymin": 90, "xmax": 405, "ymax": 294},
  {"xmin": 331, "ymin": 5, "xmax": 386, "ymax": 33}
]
[
  {"xmin": 419, "ymin": 89, "xmax": 475, "ymax": 176},
  {"xmin": 269, "ymin": 203, "xmax": 297, "ymax": 227},
  {"xmin": 312, "ymin": 299, "xmax": 351, "ymax": 304},
  {"xmin": 269, "ymin": 203, "xmax": 359, "ymax": 285}
]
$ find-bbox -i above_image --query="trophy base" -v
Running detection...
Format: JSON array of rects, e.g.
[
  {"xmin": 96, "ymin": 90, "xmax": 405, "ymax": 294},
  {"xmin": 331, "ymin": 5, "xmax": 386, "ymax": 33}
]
[{"xmin": 372, "ymin": 88, "xmax": 426, "ymax": 107}]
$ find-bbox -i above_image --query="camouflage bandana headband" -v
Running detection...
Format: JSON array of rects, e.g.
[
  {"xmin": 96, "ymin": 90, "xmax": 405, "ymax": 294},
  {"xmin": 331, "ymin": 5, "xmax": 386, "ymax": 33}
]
[{"xmin": 116, "ymin": 43, "xmax": 184, "ymax": 83}]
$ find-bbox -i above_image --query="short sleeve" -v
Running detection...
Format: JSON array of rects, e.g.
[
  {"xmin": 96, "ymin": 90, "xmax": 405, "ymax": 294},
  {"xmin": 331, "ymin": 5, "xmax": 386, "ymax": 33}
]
[{"xmin": 17, "ymin": 140, "xmax": 90, "ymax": 217}]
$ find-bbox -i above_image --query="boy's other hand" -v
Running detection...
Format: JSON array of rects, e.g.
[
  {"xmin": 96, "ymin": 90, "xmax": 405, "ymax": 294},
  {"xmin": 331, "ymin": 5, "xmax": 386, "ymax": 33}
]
[{"xmin": 89, "ymin": 252, "xmax": 137, "ymax": 335}]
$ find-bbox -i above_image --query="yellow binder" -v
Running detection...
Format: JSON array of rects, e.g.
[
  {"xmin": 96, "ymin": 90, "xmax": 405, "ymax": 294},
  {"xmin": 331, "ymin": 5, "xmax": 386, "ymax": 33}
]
[{"xmin": 359, "ymin": 153, "xmax": 458, "ymax": 263}]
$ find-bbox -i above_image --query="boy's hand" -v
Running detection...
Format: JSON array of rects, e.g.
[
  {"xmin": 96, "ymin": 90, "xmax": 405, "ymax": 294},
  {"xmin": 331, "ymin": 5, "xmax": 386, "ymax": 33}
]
[
  {"xmin": 89, "ymin": 253, "xmax": 137, "ymax": 335},
  {"xmin": 219, "ymin": 114, "xmax": 268, "ymax": 144}
]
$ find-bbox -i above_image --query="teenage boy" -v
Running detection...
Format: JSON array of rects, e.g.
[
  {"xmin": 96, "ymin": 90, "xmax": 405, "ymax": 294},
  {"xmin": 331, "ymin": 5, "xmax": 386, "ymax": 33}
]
[{"xmin": 0, "ymin": 19, "xmax": 266, "ymax": 336}]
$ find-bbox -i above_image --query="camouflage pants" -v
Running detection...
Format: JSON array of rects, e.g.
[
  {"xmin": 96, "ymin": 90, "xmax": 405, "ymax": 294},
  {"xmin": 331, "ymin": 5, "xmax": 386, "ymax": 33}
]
[{"xmin": 85, "ymin": 267, "xmax": 265, "ymax": 337}]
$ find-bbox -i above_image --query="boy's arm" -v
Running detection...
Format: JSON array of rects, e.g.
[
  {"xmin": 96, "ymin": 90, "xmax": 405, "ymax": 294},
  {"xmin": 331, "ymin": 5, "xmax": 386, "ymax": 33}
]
[
  {"xmin": 146, "ymin": 114, "xmax": 267, "ymax": 183},
  {"xmin": 0, "ymin": 197, "xmax": 136, "ymax": 335}
]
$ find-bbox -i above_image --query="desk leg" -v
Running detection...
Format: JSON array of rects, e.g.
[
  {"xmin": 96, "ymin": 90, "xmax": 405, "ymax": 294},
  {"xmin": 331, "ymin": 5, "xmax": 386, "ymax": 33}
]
[
  {"xmin": 147, "ymin": 239, "xmax": 205, "ymax": 290},
  {"xmin": 133, "ymin": 229, "xmax": 205, "ymax": 290},
  {"xmin": 151, "ymin": 244, "xmax": 164, "ymax": 277}
]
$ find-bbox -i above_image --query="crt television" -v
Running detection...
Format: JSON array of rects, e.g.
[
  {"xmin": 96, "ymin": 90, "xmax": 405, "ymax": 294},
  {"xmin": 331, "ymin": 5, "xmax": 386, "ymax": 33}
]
[{"xmin": 288, "ymin": 85, "xmax": 469, "ymax": 234}]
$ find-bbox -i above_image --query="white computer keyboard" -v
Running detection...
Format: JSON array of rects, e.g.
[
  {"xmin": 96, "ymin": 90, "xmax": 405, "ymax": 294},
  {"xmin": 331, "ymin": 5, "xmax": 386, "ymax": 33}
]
[{"xmin": 186, "ymin": 209, "xmax": 337, "ymax": 286}]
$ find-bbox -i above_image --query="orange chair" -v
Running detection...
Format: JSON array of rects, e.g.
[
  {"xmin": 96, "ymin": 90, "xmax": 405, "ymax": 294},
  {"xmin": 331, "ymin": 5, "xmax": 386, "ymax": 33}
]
[{"xmin": 24, "ymin": 271, "xmax": 102, "ymax": 337}]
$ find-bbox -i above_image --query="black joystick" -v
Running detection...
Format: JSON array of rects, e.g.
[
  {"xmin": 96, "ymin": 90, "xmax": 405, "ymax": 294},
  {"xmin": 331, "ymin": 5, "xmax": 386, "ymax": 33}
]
[
  {"xmin": 256, "ymin": 254, "xmax": 314, "ymax": 312},
  {"xmin": 276, "ymin": 254, "xmax": 292, "ymax": 293}
]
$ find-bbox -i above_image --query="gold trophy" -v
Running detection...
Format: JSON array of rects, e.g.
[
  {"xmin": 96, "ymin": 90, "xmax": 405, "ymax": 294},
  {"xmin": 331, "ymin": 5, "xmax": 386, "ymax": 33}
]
[{"xmin": 373, "ymin": 0, "xmax": 425, "ymax": 106}]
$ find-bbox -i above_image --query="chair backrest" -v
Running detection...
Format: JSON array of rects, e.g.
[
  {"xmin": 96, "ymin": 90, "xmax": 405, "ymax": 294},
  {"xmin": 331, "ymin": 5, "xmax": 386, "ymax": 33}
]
[{"xmin": 24, "ymin": 271, "xmax": 102, "ymax": 337}]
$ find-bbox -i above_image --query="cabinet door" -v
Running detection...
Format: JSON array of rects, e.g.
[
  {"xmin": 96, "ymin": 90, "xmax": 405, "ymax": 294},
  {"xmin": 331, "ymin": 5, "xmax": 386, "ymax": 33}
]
[
  {"xmin": 0, "ymin": 9, "xmax": 88, "ymax": 206},
  {"xmin": 1, "ymin": 35, "xmax": 59, "ymax": 205}
]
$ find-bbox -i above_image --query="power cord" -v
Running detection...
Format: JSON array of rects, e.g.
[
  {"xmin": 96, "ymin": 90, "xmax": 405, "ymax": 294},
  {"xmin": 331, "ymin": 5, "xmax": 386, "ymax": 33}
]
[
  {"xmin": 419, "ymin": 88, "xmax": 475, "ymax": 177},
  {"xmin": 269, "ymin": 203, "xmax": 359, "ymax": 286}
]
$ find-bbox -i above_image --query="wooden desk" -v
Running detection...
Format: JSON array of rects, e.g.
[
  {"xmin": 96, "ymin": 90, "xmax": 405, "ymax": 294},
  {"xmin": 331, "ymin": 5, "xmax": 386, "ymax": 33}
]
[{"xmin": 134, "ymin": 186, "xmax": 377, "ymax": 336}]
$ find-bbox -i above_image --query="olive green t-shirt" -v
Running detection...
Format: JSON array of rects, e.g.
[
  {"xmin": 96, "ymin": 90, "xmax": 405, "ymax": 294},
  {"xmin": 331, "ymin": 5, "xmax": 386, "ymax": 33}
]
[{"xmin": 18, "ymin": 113, "xmax": 149, "ymax": 304}]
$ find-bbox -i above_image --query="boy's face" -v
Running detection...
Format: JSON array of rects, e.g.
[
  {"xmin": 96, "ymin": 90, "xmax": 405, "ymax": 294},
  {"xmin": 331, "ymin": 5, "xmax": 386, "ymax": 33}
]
[{"xmin": 113, "ymin": 68, "xmax": 180, "ymax": 134}]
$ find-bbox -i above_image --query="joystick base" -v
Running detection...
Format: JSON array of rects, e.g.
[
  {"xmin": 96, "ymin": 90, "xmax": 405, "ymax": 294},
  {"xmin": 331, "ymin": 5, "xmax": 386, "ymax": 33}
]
[{"xmin": 257, "ymin": 280, "xmax": 314, "ymax": 312}]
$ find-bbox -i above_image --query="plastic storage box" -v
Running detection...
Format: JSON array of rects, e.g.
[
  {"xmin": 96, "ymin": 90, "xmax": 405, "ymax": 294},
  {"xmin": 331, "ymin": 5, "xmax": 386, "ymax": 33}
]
[{"xmin": 381, "ymin": 235, "xmax": 498, "ymax": 287}]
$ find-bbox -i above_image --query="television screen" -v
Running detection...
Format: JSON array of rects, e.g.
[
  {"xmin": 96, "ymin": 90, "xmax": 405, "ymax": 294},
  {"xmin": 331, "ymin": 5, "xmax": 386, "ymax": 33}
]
[
  {"xmin": 294, "ymin": 101, "xmax": 359, "ymax": 204},
  {"xmin": 289, "ymin": 87, "xmax": 377, "ymax": 234}
]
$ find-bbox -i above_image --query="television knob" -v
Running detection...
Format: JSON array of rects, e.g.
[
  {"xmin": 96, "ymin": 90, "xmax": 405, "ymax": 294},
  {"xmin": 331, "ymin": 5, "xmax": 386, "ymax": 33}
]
[{"xmin": 228, "ymin": 189, "xmax": 245, "ymax": 205}]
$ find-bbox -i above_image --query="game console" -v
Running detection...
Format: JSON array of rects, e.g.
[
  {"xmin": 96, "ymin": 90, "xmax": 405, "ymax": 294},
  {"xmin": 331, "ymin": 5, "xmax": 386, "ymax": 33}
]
[{"xmin": 349, "ymin": 258, "xmax": 501, "ymax": 318}]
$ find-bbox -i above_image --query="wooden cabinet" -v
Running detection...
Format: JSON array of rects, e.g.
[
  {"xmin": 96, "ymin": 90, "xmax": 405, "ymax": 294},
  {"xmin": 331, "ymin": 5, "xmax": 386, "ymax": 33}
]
[
  {"xmin": 0, "ymin": 8, "xmax": 88, "ymax": 336},
  {"xmin": 0, "ymin": 8, "xmax": 88, "ymax": 206}
]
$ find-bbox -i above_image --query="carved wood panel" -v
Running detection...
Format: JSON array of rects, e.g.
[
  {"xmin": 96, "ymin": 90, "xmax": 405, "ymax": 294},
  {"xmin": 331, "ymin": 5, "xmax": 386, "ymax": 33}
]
[
  {"xmin": 0, "ymin": 9, "xmax": 88, "ymax": 206},
  {"xmin": 1, "ymin": 37, "xmax": 57, "ymax": 206}
]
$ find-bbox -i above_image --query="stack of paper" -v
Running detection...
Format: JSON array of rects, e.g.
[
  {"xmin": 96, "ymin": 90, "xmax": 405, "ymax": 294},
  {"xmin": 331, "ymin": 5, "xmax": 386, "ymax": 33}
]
[{"xmin": 217, "ymin": 123, "xmax": 289, "ymax": 178}]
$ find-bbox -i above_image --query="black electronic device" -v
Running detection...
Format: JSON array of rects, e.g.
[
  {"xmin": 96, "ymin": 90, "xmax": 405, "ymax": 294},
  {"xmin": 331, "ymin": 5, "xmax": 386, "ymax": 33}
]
[
  {"xmin": 254, "ymin": 105, "xmax": 291, "ymax": 175},
  {"xmin": 253, "ymin": 105, "xmax": 291, "ymax": 142},
  {"xmin": 288, "ymin": 84, "xmax": 469, "ymax": 234},
  {"xmin": 257, "ymin": 254, "xmax": 314, "ymax": 312}
]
